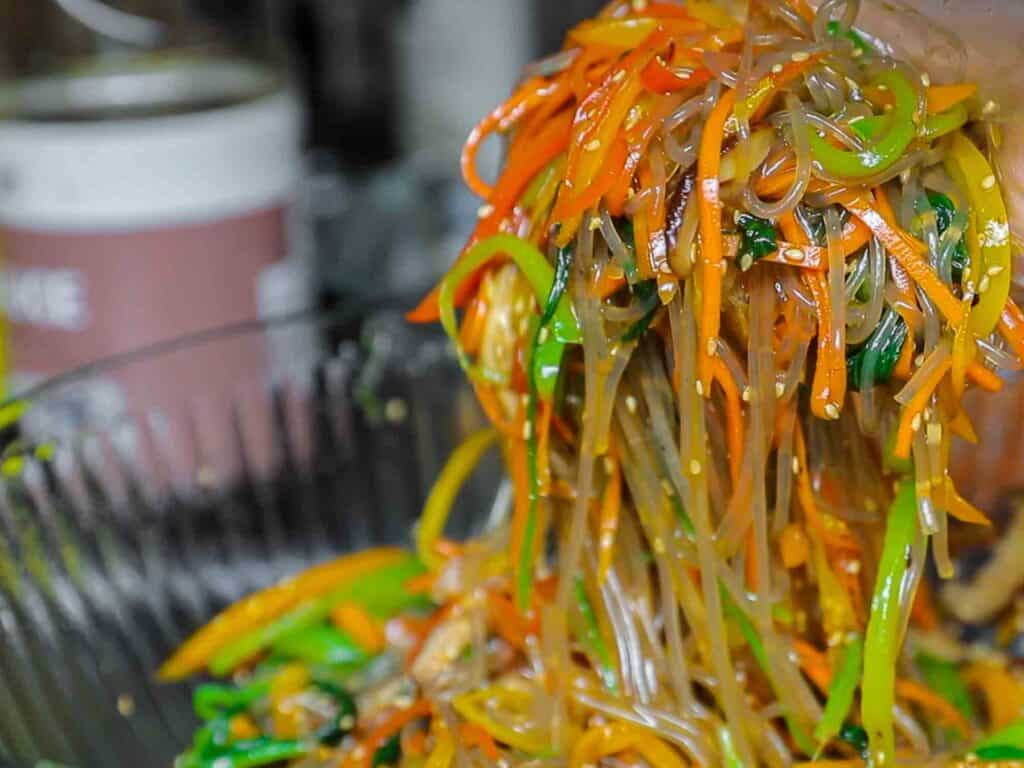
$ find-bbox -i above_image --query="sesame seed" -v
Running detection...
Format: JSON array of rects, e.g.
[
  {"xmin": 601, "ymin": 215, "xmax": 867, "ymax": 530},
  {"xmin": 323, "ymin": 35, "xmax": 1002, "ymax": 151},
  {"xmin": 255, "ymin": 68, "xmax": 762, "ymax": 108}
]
[
  {"xmin": 775, "ymin": 381, "xmax": 785, "ymax": 398},
  {"xmin": 706, "ymin": 338, "xmax": 718, "ymax": 356},
  {"xmin": 538, "ymin": 327, "xmax": 550, "ymax": 344},
  {"xmin": 982, "ymin": 174, "xmax": 997, "ymax": 190},
  {"xmin": 926, "ymin": 422, "xmax": 942, "ymax": 446},
  {"xmin": 522, "ymin": 421, "xmax": 533, "ymax": 440},
  {"xmin": 589, "ymin": 216, "xmax": 602, "ymax": 231},
  {"xmin": 852, "ymin": 47, "xmax": 864, "ymax": 58},
  {"xmin": 920, "ymin": 72, "xmax": 931, "ymax": 88},
  {"xmin": 792, "ymin": 456, "xmax": 800, "ymax": 475},
  {"xmin": 883, "ymin": 103, "xmax": 894, "ymax": 113},
  {"xmin": 911, "ymin": 411, "xmax": 922, "ymax": 432},
  {"xmin": 742, "ymin": 386, "xmax": 752, "ymax": 402},
  {"xmin": 612, "ymin": 69, "xmax": 626, "ymax": 83},
  {"xmin": 117, "ymin": 694, "xmax": 135, "ymax": 717},
  {"xmin": 914, "ymin": 353, "xmax": 925, "ymax": 367},
  {"xmin": 384, "ymin": 398, "xmax": 408, "ymax": 424},
  {"xmin": 791, "ymin": 51, "xmax": 810, "ymax": 62},
  {"xmin": 626, "ymin": 395, "xmax": 638, "ymax": 414},
  {"xmin": 877, "ymin": 83, "xmax": 889, "ymax": 92},
  {"xmin": 695, "ymin": 380, "xmax": 704, "ymax": 396},
  {"xmin": 846, "ymin": 560, "xmax": 861, "ymax": 574},
  {"xmin": 988, "ymin": 265, "xmax": 1005, "ymax": 276},
  {"xmin": 979, "ymin": 275, "xmax": 991, "ymax": 293},
  {"xmin": 784, "ymin": 247, "xmax": 805, "ymax": 262},
  {"xmin": 739, "ymin": 253, "xmax": 754, "ymax": 271},
  {"xmin": 965, "ymin": 280, "xmax": 976, "ymax": 294},
  {"xmin": 477, "ymin": 203, "xmax": 495, "ymax": 219},
  {"xmin": 982, "ymin": 99, "xmax": 999, "ymax": 116},
  {"xmin": 584, "ymin": 139, "xmax": 601, "ymax": 152},
  {"xmin": 603, "ymin": 456, "xmax": 615, "ymax": 474},
  {"xmin": 689, "ymin": 459, "xmax": 702, "ymax": 475},
  {"xmin": 824, "ymin": 403, "xmax": 840, "ymax": 420},
  {"xmin": 771, "ymin": 63, "xmax": 784, "ymax": 74},
  {"xmin": 963, "ymin": 265, "xmax": 973, "ymax": 282}
]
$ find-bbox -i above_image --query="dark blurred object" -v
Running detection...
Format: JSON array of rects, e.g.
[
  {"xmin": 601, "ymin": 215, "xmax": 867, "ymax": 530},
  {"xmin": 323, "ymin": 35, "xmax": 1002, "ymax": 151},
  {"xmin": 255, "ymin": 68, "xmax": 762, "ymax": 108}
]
[
  {"xmin": 270, "ymin": 0, "xmax": 405, "ymax": 168},
  {"xmin": 0, "ymin": 310, "xmax": 492, "ymax": 768},
  {"xmin": 533, "ymin": 0, "xmax": 605, "ymax": 56}
]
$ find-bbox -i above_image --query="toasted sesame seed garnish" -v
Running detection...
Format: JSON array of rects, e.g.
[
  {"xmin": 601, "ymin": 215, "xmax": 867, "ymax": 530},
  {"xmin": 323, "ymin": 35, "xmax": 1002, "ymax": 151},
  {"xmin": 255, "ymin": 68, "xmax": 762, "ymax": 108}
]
[
  {"xmin": 742, "ymin": 386, "xmax": 752, "ymax": 402},
  {"xmin": 791, "ymin": 51, "xmax": 810, "ymax": 62},
  {"xmin": 877, "ymin": 83, "xmax": 889, "ymax": 91},
  {"xmin": 584, "ymin": 139, "xmax": 601, "ymax": 152},
  {"xmin": 920, "ymin": 72, "xmax": 931, "ymax": 87},
  {"xmin": 981, "ymin": 174, "xmax": 996, "ymax": 190},
  {"xmin": 589, "ymin": 216, "xmax": 603, "ymax": 231},
  {"xmin": 784, "ymin": 247, "xmax": 805, "ymax": 262},
  {"xmin": 706, "ymin": 338, "xmax": 718, "ymax": 356},
  {"xmin": 983, "ymin": 99, "xmax": 999, "ymax": 116},
  {"xmin": 775, "ymin": 381, "xmax": 785, "ymax": 398},
  {"xmin": 911, "ymin": 411, "xmax": 923, "ymax": 432},
  {"xmin": 824, "ymin": 403, "xmax": 840, "ymax": 420},
  {"xmin": 537, "ymin": 327, "xmax": 550, "ymax": 344},
  {"xmin": 988, "ymin": 264, "xmax": 1005, "ymax": 276},
  {"xmin": 612, "ymin": 69, "xmax": 626, "ymax": 82},
  {"xmin": 962, "ymin": 265, "xmax": 973, "ymax": 282},
  {"xmin": 626, "ymin": 395, "xmax": 638, "ymax": 414},
  {"xmin": 965, "ymin": 279, "xmax": 977, "ymax": 294},
  {"xmin": 846, "ymin": 560, "xmax": 861, "ymax": 574},
  {"xmin": 771, "ymin": 63, "xmax": 784, "ymax": 74},
  {"xmin": 522, "ymin": 420, "xmax": 533, "ymax": 440},
  {"xmin": 852, "ymin": 47, "xmax": 864, "ymax": 58},
  {"xmin": 689, "ymin": 459, "xmax": 702, "ymax": 475},
  {"xmin": 477, "ymin": 203, "xmax": 495, "ymax": 219},
  {"xmin": 695, "ymin": 380, "xmax": 704, "ymax": 396},
  {"xmin": 914, "ymin": 353, "xmax": 925, "ymax": 367},
  {"xmin": 739, "ymin": 253, "xmax": 754, "ymax": 271},
  {"xmin": 603, "ymin": 456, "xmax": 615, "ymax": 475},
  {"xmin": 979, "ymin": 275, "xmax": 992, "ymax": 294},
  {"xmin": 792, "ymin": 456, "xmax": 800, "ymax": 475}
]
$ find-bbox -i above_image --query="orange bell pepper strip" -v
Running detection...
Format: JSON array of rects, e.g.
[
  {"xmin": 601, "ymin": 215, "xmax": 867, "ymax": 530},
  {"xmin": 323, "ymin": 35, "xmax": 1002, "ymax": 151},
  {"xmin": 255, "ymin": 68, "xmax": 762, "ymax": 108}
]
[
  {"xmin": 696, "ymin": 88, "xmax": 736, "ymax": 393},
  {"xmin": 408, "ymin": 110, "xmax": 573, "ymax": 323},
  {"xmin": 893, "ymin": 356, "xmax": 952, "ymax": 459}
]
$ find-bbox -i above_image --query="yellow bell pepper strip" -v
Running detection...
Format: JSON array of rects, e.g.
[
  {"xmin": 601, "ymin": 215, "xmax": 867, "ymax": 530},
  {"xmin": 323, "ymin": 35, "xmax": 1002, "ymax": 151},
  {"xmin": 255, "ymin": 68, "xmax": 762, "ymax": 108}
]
[
  {"xmin": 862, "ymin": 478, "xmax": 917, "ymax": 768},
  {"xmin": 417, "ymin": 428, "xmax": 499, "ymax": 570},
  {"xmin": 809, "ymin": 70, "xmax": 918, "ymax": 180},
  {"xmin": 439, "ymin": 234, "xmax": 581, "ymax": 398},
  {"xmin": 158, "ymin": 547, "xmax": 408, "ymax": 680},
  {"xmin": 209, "ymin": 556, "xmax": 427, "ymax": 676},
  {"xmin": 944, "ymin": 131, "xmax": 1012, "ymax": 337},
  {"xmin": 963, "ymin": 661, "xmax": 1024, "ymax": 729},
  {"xmin": 814, "ymin": 636, "xmax": 864, "ymax": 747},
  {"xmin": 570, "ymin": 721, "xmax": 687, "ymax": 768},
  {"xmin": 330, "ymin": 602, "xmax": 386, "ymax": 654},
  {"xmin": 452, "ymin": 686, "xmax": 552, "ymax": 756},
  {"xmin": 423, "ymin": 724, "xmax": 455, "ymax": 768},
  {"xmin": 568, "ymin": 17, "xmax": 705, "ymax": 50}
]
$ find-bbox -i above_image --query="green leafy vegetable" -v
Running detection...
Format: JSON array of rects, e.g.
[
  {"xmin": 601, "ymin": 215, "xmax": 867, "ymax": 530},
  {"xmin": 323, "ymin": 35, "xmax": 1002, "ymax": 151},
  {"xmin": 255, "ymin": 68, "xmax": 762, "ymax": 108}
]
[
  {"xmin": 735, "ymin": 213, "xmax": 778, "ymax": 270},
  {"xmin": 847, "ymin": 309, "xmax": 908, "ymax": 391}
]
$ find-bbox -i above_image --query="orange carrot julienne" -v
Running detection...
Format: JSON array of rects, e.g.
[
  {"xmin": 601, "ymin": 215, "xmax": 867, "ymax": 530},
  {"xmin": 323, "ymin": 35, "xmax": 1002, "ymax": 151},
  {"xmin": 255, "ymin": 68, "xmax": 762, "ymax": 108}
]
[
  {"xmin": 802, "ymin": 271, "xmax": 846, "ymax": 420},
  {"xmin": 347, "ymin": 699, "xmax": 432, "ymax": 768},
  {"xmin": 894, "ymin": 679, "xmax": 972, "ymax": 735},
  {"xmin": 998, "ymin": 298, "xmax": 1024, "ymax": 362},
  {"xmin": 841, "ymin": 193, "xmax": 964, "ymax": 326},
  {"xmin": 893, "ymin": 357, "xmax": 952, "ymax": 459},
  {"xmin": 711, "ymin": 357, "xmax": 744, "ymax": 487},
  {"xmin": 697, "ymin": 88, "xmax": 736, "ymax": 393},
  {"xmin": 893, "ymin": 333, "xmax": 916, "ymax": 380},
  {"xmin": 460, "ymin": 723, "xmax": 502, "ymax": 761},
  {"xmin": 598, "ymin": 441, "xmax": 622, "ymax": 583},
  {"xmin": 966, "ymin": 361, "xmax": 1003, "ymax": 392}
]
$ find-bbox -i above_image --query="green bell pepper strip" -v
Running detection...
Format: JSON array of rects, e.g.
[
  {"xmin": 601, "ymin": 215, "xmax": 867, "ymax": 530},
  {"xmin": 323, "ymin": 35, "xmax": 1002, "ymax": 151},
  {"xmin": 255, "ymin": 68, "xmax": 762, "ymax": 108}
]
[
  {"xmin": 439, "ymin": 234, "xmax": 582, "ymax": 398},
  {"xmin": 721, "ymin": 587, "xmax": 817, "ymax": 756},
  {"xmin": 194, "ymin": 738, "xmax": 308, "ymax": 768},
  {"xmin": 944, "ymin": 131, "xmax": 1012, "ymax": 337},
  {"xmin": 209, "ymin": 556, "xmax": 427, "ymax": 676},
  {"xmin": 862, "ymin": 478, "xmax": 917, "ymax": 768},
  {"xmin": 373, "ymin": 733, "xmax": 401, "ymax": 767},
  {"xmin": 518, "ymin": 245, "xmax": 574, "ymax": 609},
  {"xmin": 272, "ymin": 624, "xmax": 369, "ymax": 668},
  {"xmin": 814, "ymin": 635, "xmax": 864, "ymax": 746},
  {"xmin": 851, "ymin": 102, "xmax": 967, "ymax": 144},
  {"xmin": 810, "ymin": 69, "xmax": 918, "ymax": 179},
  {"xmin": 976, "ymin": 744, "xmax": 1024, "ymax": 761},
  {"xmin": 972, "ymin": 721, "xmax": 1024, "ymax": 754},
  {"xmin": 193, "ymin": 680, "xmax": 270, "ymax": 720},
  {"xmin": 572, "ymin": 577, "xmax": 618, "ymax": 692},
  {"xmin": 915, "ymin": 652, "xmax": 975, "ymax": 732}
]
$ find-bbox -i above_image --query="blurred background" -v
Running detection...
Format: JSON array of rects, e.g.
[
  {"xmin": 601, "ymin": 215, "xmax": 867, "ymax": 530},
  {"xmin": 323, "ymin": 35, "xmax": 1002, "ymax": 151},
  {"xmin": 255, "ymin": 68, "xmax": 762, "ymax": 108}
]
[{"xmin": 0, "ymin": 0, "xmax": 608, "ymax": 440}]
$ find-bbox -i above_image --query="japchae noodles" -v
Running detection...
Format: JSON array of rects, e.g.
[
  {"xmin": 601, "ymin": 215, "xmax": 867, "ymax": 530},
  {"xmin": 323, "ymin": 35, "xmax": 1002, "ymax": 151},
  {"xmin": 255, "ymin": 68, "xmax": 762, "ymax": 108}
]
[{"xmin": 163, "ymin": 1, "xmax": 1024, "ymax": 766}]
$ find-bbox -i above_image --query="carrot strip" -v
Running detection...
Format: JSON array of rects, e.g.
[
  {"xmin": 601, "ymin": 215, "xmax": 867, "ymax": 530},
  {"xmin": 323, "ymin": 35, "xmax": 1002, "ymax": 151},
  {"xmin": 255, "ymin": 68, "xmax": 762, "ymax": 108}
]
[
  {"xmin": 551, "ymin": 135, "xmax": 628, "ymax": 222},
  {"xmin": 894, "ymin": 679, "xmax": 972, "ymax": 735},
  {"xmin": 841, "ymin": 192, "xmax": 964, "ymax": 326},
  {"xmin": 458, "ymin": 294, "xmax": 489, "ymax": 356},
  {"xmin": 348, "ymin": 700, "xmax": 433, "ymax": 768},
  {"xmin": 794, "ymin": 426, "xmax": 860, "ymax": 553},
  {"xmin": 893, "ymin": 358, "xmax": 952, "ymax": 459},
  {"xmin": 486, "ymin": 589, "xmax": 536, "ymax": 649},
  {"xmin": 460, "ymin": 723, "xmax": 502, "ymax": 761},
  {"xmin": 405, "ymin": 604, "xmax": 455, "ymax": 669},
  {"xmin": 998, "ymin": 298, "xmax": 1024, "ymax": 362},
  {"xmin": 893, "ymin": 333, "xmax": 916, "ymax": 380},
  {"xmin": 711, "ymin": 357, "xmax": 744, "ymax": 486},
  {"xmin": 802, "ymin": 271, "xmax": 846, "ymax": 420},
  {"xmin": 966, "ymin": 361, "xmax": 1003, "ymax": 392},
  {"xmin": 697, "ymin": 88, "xmax": 736, "ymax": 393}
]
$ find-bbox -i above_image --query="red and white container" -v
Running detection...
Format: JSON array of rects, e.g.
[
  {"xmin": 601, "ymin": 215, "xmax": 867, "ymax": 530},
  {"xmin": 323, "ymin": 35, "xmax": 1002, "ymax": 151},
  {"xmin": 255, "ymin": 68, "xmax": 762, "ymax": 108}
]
[{"xmin": 0, "ymin": 60, "xmax": 303, "ymax": 435}]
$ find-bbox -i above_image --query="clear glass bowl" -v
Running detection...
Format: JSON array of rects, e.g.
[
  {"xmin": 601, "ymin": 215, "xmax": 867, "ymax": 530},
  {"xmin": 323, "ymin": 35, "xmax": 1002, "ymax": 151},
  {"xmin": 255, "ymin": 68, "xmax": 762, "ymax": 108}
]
[{"xmin": 0, "ymin": 309, "xmax": 494, "ymax": 768}]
